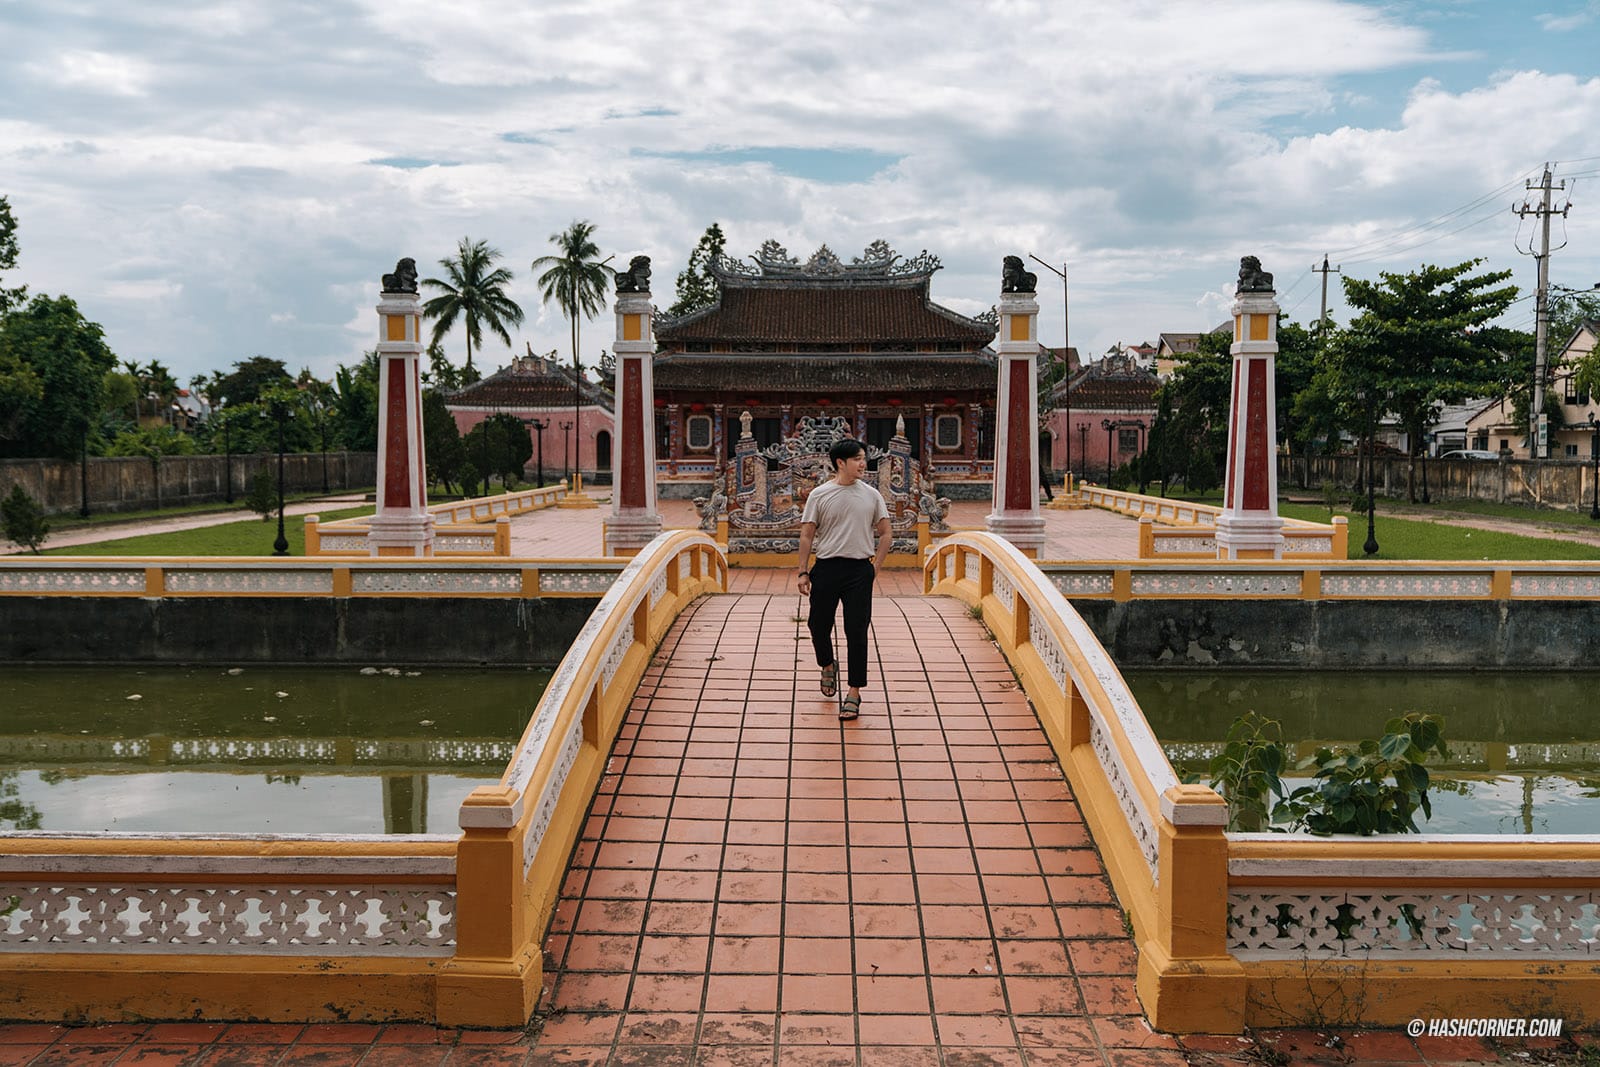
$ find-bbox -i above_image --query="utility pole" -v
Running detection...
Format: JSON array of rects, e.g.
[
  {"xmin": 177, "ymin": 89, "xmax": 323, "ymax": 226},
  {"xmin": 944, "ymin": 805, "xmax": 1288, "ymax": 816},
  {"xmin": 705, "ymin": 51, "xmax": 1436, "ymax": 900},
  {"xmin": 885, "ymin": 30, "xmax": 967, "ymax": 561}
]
[
  {"xmin": 1312, "ymin": 255, "xmax": 1341, "ymax": 345},
  {"xmin": 1514, "ymin": 165, "xmax": 1571, "ymax": 459},
  {"xmin": 1029, "ymin": 255, "xmax": 1069, "ymax": 481}
]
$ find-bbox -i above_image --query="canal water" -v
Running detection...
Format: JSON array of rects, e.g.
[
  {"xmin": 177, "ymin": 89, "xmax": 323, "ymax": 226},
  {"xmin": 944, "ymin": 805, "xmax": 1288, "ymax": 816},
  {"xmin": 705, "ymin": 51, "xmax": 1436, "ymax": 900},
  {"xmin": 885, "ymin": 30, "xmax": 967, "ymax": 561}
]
[
  {"xmin": 0, "ymin": 666, "xmax": 550, "ymax": 835},
  {"xmin": 1126, "ymin": 670, "xmax": 1600, "ymax": 835}
]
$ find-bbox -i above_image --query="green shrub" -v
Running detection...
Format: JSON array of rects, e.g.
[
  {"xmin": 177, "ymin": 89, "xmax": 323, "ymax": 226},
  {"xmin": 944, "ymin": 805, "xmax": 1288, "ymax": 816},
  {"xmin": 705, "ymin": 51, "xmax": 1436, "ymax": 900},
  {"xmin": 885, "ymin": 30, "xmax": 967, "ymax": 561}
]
[
  {"xmin": 244, "ymin": 470, "xmax": 275, "ymax": 521},
  {"xmin": 1207, "ymin": 711, "xmax": 1448, "ymax": 835},
  {"xmin": 1, "ymin": 485, "xmax": 49, "ymax": 553}
]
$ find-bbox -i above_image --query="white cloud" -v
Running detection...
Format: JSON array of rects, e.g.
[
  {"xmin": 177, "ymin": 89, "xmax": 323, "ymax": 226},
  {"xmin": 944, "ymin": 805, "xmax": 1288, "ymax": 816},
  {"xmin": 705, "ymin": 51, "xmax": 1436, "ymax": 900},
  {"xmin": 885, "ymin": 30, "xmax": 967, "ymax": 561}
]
[
  {"xmin": 1, "ymin": 1, "xmax": 1596, "ymax": 378},
  {"xmin": 33, "ymin": 49, "xmax": 154, "ymax": 97}
]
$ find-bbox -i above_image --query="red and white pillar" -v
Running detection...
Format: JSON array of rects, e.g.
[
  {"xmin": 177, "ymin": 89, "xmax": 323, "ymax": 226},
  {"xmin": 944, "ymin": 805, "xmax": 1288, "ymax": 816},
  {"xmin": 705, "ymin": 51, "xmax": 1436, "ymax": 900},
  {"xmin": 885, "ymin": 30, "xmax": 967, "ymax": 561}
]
[
  {"xmin": 1215, "ymin": 260, "xmax": 1284, "ymax": 560},
  {"xmin": 369, "ymin": 262, "xmax": 435, "ymax": 557},
  {"xmin": 985, "ymin": 263, "xmax": 1046, "ymax": 557},
  {"xmin": 606, "ymin": 264, "xmax": 661, "ymax": 556}
]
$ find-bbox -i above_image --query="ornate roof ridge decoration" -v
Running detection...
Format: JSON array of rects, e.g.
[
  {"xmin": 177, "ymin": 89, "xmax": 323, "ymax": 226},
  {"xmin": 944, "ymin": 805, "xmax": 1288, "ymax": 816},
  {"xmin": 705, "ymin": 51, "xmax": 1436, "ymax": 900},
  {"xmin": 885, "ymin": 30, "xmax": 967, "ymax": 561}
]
[{"xmin": 709, "ymin": 239, "xmax": 943, "ymax": 286}]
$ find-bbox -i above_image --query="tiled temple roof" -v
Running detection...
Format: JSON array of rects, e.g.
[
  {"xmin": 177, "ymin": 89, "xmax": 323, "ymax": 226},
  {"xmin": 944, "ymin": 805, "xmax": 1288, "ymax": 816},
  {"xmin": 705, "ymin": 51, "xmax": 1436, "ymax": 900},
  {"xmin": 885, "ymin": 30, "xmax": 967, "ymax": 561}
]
[
  {"xmin": 445, "ymin": 354, "xmax": 613, "ymax": 410},
  {"xmin": 653, "ymin": 353, "xmax": 995, "ymax": 394},
  {"xmin": 656, "ymin": 240, "xmax": 996, "ymax": 348},
  {"xmin": 656, "ymin": 287, "xmax": 995, "ymax": 347},
  {"xmin": 1053, "ymin": 353, "xmax": 1158, "ymax": 410}
]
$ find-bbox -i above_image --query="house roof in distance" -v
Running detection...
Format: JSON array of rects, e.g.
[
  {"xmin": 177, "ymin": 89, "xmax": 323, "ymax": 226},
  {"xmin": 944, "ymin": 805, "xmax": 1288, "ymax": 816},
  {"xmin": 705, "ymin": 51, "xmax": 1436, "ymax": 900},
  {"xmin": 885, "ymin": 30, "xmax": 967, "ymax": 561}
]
[
  {"xmin": 655, "ymin": 239, "xmax": 997, "ymax": 349},
  {"xmin": 446, "ymin": 348, "xmax": 613, "ymax": 411}
]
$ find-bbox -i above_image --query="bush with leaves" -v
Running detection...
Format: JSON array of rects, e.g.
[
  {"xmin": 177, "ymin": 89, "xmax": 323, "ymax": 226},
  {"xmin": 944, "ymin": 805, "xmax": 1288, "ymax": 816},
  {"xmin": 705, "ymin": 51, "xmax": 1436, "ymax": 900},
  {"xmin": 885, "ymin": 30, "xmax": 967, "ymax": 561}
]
[
  {"xmin": 2, "ymin": 485, "xmax": 49, "ymax": 553},
  {"xmin": 1207, "ymin": 711, "xmax": 1448, "ymax": 835},
  {"xmin": 244, "ymin": 469, "xmax": 275, "ymax": 521}
]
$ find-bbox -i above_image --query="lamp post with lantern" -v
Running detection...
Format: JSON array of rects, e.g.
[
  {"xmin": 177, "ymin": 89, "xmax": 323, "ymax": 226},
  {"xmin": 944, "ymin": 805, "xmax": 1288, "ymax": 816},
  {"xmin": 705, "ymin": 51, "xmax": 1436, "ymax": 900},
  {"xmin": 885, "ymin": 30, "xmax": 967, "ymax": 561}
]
[
  {"xmin": 526, "ymin": 417, "xmax": 547, "ymax": 489},
  {"xmin": 1589, "ymin": 413, "xmax": 1600, "ymax": 521},
  {"xmin": 218, "ymin": 397, "xmax": 234, "ymax": 503},
  {"xmin": 262, "ymin": 391, "xmax": 294, "ymax": 556}
]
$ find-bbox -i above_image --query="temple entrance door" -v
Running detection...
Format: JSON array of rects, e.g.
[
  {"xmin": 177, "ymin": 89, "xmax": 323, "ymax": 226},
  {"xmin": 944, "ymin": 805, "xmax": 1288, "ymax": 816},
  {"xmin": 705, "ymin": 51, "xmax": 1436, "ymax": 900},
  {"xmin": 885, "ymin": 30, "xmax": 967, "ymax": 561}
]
[
  {"xmin": 596, "ymin": 430, "xmax": 612, "ymax": 471},
  {"xmin": 1038, "ymin": 431, "xmax": 1053, "ymax": 475}
]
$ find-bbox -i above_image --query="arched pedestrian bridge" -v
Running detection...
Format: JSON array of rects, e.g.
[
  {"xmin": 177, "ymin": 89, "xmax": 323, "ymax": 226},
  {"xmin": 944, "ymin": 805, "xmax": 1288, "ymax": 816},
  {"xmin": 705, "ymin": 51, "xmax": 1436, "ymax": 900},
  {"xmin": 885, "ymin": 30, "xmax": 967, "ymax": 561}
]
[{"xmin": 4, "ymin": 530, "xmax": 1599, "ymax": 1056}]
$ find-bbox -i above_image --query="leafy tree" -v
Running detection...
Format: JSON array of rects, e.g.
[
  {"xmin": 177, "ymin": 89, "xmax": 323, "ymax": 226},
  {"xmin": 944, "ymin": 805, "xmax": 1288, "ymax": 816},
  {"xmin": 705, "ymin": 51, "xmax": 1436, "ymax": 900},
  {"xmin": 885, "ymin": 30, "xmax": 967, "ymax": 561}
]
[
  {"xmin": 0, "ymin": 195, "xmax": 28, "ymax": 314},
  {"xmin": 1, "ymin": 485, "xmax": 49, "ymax": 553},
  {"xmin": 462, "ymin": 413, "xmax": 534, "ymax": 491},
  {"xmin": 422, "ymin": 390, "xmax": 466, "ymax": 494},
  {"xmin": 422, "ymin": 238, "xmax": 525, "ymax": 376},
  {"xmin": 0, "ymin": 350, "xmax": 42, "ymax": 444},
  {"xmin": 1333, "ymin": 260, "xmax": 1518, "ymax": 501},
  {"xmin": 212, "ymin": 356, "xmax": 293, "ymax": 409},
  {"xmin": 0, "ymin": 294, "xmax": 116, "ymax": 459},
  {"xmin": 106, "ymin": 425, "xmax": 196, "ymax": 511},
  {"xmin": 668, "ymin": 222, "xmax": 726, "ymax": 318},
  {"xmin": 533, "ymin": 220, "xmax": 614, "ymax": 409},
  {"xmin": 1157, "ymin": 329, "xmax": 1231, "ymax": 494},
  {"xmin": 424, "ymin": 341, "xmax": 464, "ymax": 392},
  {"xmin": 333, "ymin": 351, "xmax": 380, "ymax": 452}
]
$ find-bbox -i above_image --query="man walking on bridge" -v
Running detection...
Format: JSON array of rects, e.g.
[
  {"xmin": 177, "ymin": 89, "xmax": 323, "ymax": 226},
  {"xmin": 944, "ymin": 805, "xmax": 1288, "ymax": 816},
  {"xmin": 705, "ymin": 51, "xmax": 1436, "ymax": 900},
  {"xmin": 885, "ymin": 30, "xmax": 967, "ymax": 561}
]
[{"xmin": 796, "ymin": 439, "xmax": 891, "ymax": 721}]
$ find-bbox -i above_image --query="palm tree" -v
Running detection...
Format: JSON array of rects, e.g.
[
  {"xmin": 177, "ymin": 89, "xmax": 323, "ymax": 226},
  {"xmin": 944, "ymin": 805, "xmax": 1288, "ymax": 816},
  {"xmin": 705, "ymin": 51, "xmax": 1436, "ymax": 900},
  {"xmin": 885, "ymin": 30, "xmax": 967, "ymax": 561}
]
[
  {"xmin": 532, "ymin": 221, "xmax": 613, "ymax": 475},
  {"xmin": 421, "ymin": 238, "xmax": 525, "ymax": 376}
]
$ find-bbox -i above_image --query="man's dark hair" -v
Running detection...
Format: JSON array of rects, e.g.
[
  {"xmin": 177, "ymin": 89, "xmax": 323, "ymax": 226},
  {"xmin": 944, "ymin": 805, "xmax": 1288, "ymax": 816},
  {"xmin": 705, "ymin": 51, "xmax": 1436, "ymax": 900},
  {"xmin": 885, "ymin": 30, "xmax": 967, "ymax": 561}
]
[{"xmin": 828, "ymin": 438, "xmax": 865, "ymax": 471}]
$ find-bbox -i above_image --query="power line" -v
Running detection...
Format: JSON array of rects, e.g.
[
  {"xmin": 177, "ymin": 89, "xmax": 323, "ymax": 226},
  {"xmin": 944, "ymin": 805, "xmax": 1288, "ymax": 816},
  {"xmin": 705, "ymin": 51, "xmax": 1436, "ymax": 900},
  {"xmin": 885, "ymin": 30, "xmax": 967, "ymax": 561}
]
[
  {"xmin": 1326, "ymin": 166, "xmax": 1540, "ymax": 260},
  {"xmin": 1339, "ymin": 206, "xmax": 1506, "ymax": 266}
]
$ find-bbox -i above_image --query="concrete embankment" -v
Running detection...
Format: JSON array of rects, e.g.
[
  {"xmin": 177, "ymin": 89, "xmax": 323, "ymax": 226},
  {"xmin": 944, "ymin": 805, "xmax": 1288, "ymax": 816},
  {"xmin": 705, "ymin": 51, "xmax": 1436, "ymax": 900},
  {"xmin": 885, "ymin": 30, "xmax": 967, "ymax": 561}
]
[
  {"xmin": 1076, "ymin": 598, "xmax": 1600, "ymax": 670},
  {"xmin": 2, "ymin": 595, "xmax": 600, "ymax": 665}
]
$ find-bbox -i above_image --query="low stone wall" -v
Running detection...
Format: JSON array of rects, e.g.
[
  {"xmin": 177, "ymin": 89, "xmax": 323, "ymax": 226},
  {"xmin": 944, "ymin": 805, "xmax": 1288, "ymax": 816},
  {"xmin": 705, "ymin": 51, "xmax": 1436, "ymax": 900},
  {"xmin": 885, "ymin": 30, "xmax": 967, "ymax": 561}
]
[
  {"xmin": 0, "ymin": 595, "xmax": 600, "ymax": 666},
  {"xmin": 0, "ymin": 453, "xmax": 377, "ymax": 516},
  {"xmin": 1075, "ymin": 597, "xmax": 1600, "ymax": 670},
  {"xmin": 1283, "ymin": 454, "xmax": 1600, "ymax": 512}
]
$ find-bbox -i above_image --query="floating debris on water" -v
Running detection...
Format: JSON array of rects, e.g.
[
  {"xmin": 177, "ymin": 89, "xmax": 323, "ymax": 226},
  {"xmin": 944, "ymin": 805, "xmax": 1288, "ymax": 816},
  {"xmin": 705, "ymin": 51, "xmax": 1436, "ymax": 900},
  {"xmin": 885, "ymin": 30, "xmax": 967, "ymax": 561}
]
[
  {"xmin": 126, "ymin": 694, "xmax": 142, "ymax": 701},
  {"xmin": 418, "ymin": 720, "xmax": 435, "ymax": 727},
  {"xmin": 275, "ymin": 691, "xmax": 289, "ymax": 699},
  {"xmin": 226, "ymin": 668, "xmax": 244, "ymax": 676},
  {"xmin": 359, "ymin": 667, "xmax": 379, "ymax": 675},
  {"xmin": 263, "ymin": 716, "xmax": 278, "ymax": 723},
  {"xmin": 382, "ymin": 668, "xmax": 401, "ymax": 677},
  {"xmin": 405, "ymin": 671, "xmax": 421, "ymax": 678}
]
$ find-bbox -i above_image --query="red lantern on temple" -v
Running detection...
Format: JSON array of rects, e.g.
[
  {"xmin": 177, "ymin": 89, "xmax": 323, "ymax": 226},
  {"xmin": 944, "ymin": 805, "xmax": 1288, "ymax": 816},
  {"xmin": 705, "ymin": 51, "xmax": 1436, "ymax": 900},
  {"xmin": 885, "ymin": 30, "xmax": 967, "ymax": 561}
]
[
  {"xmin": 887, "ymin": 397, "xmax": 902, "ymax": 407},
  {"xmin": 745, "ymin": 398, "xmax": 761, "ymax": 408},
  {"xmin": 690, "ymin": 402, "xmax": 705, "ymax": 413},
  {"xmin": 816, "ymin": 398, "xmax": 831, "ymax": 407},
  {"xmin": 942, "ymin": 396, "xmax": 958, "ymax": 407},
  {"xmin": 653, "ymin": 398, "xmax": 666, "ymax": 408}
]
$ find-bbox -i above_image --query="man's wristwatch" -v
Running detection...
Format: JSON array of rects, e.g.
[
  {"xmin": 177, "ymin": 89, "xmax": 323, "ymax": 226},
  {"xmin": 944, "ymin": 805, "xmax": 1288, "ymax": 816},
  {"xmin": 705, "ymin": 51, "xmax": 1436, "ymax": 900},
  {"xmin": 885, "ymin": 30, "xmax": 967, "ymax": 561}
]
[{"xmin": 797, "ymin": 570, "xmax": 809, "ymax": 578}]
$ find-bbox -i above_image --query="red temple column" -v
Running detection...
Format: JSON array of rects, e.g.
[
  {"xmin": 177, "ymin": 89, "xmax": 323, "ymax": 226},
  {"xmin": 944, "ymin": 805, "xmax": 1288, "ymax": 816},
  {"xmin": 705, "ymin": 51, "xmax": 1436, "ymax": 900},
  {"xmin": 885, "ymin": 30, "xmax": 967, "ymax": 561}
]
[
  {"xmin": 985, "ymin": 257, "xmax": 1046, "ymax": 557},
  {"xmin": 1215, "ymin": 256, "xmax": 1285, "ymax": 559},
  {"xmin": 606, "ymin": 258, "xmax": 662, "ymax": 556},
  {"xmin": 369, "ymin": 259, "xmax": 435, "ymax": 557}
]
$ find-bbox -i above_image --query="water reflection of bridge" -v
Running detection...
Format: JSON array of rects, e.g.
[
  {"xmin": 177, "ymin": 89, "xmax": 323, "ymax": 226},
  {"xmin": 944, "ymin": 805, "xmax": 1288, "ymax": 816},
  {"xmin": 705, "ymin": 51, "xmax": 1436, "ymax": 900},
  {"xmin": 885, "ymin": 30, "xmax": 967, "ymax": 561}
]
[
  {"xmin": 1163, "ymin": 739, "xmax": 1600, "ymax": 773},
  {"xmin": 0, "ymin": 734, "xmax": 512, "ymax": 835}
]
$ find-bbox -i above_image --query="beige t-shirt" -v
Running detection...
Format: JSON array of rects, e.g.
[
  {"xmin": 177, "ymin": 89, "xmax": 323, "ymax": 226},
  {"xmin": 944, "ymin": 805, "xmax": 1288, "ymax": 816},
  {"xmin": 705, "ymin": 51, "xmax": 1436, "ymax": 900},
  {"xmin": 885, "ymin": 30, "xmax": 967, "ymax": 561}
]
[{"xmin": 801, "ymin": 479, "xmax": 889, "ymax": 560}]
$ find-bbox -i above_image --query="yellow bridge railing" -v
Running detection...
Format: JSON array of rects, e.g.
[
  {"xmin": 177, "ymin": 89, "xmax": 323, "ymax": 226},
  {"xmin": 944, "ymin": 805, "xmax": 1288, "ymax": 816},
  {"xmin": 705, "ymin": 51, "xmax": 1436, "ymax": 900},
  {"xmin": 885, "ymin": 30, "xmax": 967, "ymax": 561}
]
[
  {"xmin": 926, "ymin": 532, "xmax": 1600, "ymax": 1031},
  {"xmin": 0, "ymin": 531, "xmax": 727, "ymax": 1027},
  {"xmin": 1076, "ymin": 485, "xmax": 1345, "ymax": 560},
  {"xmin": 305, "ymin": 484, "xmax": 571, "ymax": 557}
]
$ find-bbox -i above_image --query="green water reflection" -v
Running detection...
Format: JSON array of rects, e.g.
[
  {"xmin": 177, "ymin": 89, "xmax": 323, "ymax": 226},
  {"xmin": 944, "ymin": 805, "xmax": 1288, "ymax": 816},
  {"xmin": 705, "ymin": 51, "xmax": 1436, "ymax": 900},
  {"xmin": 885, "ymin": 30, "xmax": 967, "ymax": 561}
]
[
  {"xmin": 1125, "ymin": 670, "xmax": 1600, "ymax": 836},
  {"xmin": 0, "ymin": 666, "xmax": 550, "ymax": 835}
]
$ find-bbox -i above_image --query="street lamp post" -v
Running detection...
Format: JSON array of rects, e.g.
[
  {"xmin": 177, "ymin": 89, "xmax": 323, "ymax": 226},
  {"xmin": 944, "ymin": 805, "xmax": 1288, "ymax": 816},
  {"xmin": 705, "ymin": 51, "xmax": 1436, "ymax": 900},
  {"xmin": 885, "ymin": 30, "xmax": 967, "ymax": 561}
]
[
  {"xmin": 219, "ymin": 397, "xmax": 234, "ymax": 504},
  {"xmin": 561, "ymin": 421, "xmax": 573, "ymax": 481},
  {"xmin": 1077, "ymin": 422, "xmax": 1087, "ymax": 480},
  {"xmin": 79, "ymin": 421, "xmax": 90, "ymax": 519},
  {"xmin": 1102, "ymin": 418, "xmax": 1115, "ymax": 483},
  {"xmin": 1363, "ymin": 411, "xmax": 1380, "ymax": 557},
  {"xmin": 1420, "ymin": 432, "xmax": 1431, "ymax": 505},
  {"xmin": 308, "ymin": 395, "xmax": 329, "ymax": 494},
  {"xmin": 1029, "ymin": 255, "xmax": 1070, "ymax": 480},
  {"xmin": 1589, "ymin": 413, "xmax": 1599, "ymax": 521},
  {"xmin": 527, "ymin": 418, "xmax": 547, "ymax": 489},
  {"xmin": 263, "ymin": 397, "xmax": 293, "ymax": 556}
]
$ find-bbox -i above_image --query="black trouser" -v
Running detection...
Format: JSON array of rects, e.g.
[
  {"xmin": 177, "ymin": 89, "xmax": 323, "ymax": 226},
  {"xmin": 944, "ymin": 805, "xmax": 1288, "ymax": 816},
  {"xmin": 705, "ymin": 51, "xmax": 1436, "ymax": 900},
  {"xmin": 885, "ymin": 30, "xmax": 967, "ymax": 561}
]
[{"xmin": 807, "ymin": 557, "xmax": 875, "ymax": 690}]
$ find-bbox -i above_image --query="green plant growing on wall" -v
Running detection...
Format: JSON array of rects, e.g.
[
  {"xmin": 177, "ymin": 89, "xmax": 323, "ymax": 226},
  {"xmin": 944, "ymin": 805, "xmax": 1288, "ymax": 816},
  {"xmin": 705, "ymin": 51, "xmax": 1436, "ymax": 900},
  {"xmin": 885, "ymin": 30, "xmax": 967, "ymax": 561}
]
[
  {"xmin": 1208, "ymin": 711, "xmax": 1448, "ymax": 835},
  {"xmin": 2, "ymin": 484, "xmax": 49, "ymax": 553}
]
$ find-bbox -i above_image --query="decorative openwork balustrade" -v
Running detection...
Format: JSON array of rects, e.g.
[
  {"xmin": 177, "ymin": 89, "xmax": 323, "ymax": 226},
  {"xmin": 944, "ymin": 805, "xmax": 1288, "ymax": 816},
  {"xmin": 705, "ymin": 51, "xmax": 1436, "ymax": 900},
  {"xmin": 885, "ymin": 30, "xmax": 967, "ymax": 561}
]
[
  {"xmin": 0, "ymin": 531, "xmax": 727, "ymax": 1028},
  {"xmin": 926, "ymin": 532, "xmax": 1600, "ymax": 1031},
  {"xmin": 1077, "ymin": 485, "xmax": 1344, "ymax": 560},
  {"xmin": 0, "ymin": 558, "xmax": 627, "ymax": 598},
  {"xmin": 444, "ymin": 530, "xmax": 726, "ymax": 1024},
  {"xmin": 1035, "ymin": 559, "xmax": 1600, "ymax": 601},
  {"xmin": 305, "ymin": 484, "xmax": 570, "ymax": 557}
]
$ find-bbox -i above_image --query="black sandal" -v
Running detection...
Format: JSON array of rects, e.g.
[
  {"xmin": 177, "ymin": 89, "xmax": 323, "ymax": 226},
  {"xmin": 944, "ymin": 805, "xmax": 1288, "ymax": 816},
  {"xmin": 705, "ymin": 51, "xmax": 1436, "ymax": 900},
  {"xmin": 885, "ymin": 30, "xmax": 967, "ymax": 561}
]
[
  {"xmin": 819, "ymin": 663, "xmax": 838, "ymax": 698},
  {"xmin": 838, "ymin": 694, "xmax": 861, "ymax": 721}
]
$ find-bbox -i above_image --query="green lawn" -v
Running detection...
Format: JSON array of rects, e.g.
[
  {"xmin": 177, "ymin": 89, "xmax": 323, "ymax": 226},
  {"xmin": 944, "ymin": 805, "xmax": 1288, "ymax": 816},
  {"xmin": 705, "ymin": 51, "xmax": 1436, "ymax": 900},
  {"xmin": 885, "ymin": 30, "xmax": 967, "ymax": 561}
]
[
  {"xmin": 1278, "ymin": 503, "xmax": 1600, "ymax": 561},
  {"xmin": 48, "ymin": 489, "xmax": 375, "ymax": 533},
  {"xmin": 43, "ymin": 506, "xmax": 375, "ymax": 557}
]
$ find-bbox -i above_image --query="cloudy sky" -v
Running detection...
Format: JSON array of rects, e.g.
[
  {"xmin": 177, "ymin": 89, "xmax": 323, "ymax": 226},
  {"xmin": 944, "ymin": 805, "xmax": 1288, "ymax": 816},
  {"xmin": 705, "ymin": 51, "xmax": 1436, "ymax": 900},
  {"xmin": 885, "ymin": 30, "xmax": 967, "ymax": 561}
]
[{"xmin": 3, "ymin": 0, "xmax": 1598, "ymax": 386}]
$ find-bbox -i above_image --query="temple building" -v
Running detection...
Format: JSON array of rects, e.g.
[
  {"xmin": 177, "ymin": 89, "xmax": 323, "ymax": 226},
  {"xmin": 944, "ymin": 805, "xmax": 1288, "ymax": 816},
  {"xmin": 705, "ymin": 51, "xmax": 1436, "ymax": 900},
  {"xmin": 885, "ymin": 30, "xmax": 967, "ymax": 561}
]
[
  {"xmin": 1047, "ymin": 350, "xmax": 1159, "ymax": 483},
  {"xmin": 445, "ymin": 348, "xmax": 615, "ymax": 483},
  {"xmin": 651, "ymin": 240, "xmax": 1000, "ymax": 497}
]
